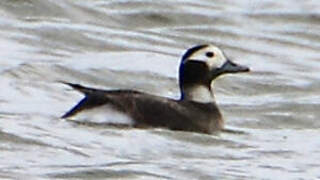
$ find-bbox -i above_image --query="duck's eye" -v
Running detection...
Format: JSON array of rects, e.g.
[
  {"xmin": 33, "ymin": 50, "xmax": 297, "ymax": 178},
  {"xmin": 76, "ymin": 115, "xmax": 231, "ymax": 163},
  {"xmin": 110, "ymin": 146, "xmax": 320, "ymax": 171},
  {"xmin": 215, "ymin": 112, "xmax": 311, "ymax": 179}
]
[{"xmin": 206, "ymin": 52, "xmax": 214, "ymax": 58}]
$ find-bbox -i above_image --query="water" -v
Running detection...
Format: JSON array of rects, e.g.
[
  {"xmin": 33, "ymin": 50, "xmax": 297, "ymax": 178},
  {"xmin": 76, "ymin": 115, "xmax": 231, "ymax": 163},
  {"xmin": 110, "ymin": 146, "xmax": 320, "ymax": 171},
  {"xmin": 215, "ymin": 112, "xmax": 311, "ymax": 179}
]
[{"xmin": 0, "ymin": 0, "xmax": 320, "ymax": 179}]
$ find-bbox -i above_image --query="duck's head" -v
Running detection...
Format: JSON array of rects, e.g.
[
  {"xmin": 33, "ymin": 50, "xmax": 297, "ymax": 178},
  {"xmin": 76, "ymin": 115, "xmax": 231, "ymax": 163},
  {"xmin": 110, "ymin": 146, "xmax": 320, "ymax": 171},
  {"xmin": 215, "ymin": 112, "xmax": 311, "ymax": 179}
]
[{"xmin": 179, "ymin": 44, "xmax": 249, "ymax": 103}]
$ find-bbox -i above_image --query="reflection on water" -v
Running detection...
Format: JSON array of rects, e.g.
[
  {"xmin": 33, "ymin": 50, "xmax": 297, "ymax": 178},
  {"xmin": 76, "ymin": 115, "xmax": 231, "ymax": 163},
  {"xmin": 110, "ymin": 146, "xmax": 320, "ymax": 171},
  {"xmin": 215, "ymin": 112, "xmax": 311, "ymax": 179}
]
[{"xmin": 0, "ymin": 0, "xmax": 320, "ymax": 179}]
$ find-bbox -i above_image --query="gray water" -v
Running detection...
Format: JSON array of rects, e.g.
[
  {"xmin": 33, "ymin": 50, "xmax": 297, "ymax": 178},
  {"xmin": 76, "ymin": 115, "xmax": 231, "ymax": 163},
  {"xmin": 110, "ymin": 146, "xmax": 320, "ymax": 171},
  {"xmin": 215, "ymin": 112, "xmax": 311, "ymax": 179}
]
[{"xmin": 0, "ymin": 0, "xmax": 320, "ymax": 179}]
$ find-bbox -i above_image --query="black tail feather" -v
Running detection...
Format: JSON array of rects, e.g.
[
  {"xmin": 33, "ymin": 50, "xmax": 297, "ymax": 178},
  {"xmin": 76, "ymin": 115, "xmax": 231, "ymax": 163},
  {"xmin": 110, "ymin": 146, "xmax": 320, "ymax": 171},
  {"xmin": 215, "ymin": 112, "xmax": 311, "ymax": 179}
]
[
  {"xmin": 61, "ymin": 93, "xmax": 111, "ymax": 119},
  {"xmin": 61, "ymin": 96, "xmax": 89, "ymax": 118},
  {"xmin": 59, "ymin": 81, "xmax": 107, "ymax": 95},
  {"xmin": 60, "ymin": 81, "xmax": 112, "ymax": 118},
  {"xmin": 59, "ymin": 81, "xmax": 100, "ymax": 95}
]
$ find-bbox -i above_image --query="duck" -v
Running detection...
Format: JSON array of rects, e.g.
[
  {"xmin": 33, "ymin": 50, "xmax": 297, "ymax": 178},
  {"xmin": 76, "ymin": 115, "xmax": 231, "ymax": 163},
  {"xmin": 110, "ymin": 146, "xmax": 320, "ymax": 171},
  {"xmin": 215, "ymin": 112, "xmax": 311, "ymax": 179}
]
[{"xmin": 61, "ymin": 44, "xmax": 249, "ymax": 134}]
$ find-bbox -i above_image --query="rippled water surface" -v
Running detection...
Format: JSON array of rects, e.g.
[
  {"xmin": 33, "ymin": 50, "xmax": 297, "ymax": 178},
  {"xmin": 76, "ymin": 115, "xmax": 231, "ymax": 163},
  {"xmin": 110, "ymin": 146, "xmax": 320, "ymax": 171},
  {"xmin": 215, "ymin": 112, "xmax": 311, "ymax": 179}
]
[{"xmin": 0, "ymin": 0, "xmax": 320, "ymax": 179}]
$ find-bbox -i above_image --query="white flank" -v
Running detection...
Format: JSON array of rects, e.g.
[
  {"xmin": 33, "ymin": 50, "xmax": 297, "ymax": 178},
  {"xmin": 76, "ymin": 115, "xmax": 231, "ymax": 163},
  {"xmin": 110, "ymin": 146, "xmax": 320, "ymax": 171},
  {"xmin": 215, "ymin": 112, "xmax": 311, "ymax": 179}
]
[{"xmin": 68, "ymin": 105, "xmax": 134, "ymax": 125}]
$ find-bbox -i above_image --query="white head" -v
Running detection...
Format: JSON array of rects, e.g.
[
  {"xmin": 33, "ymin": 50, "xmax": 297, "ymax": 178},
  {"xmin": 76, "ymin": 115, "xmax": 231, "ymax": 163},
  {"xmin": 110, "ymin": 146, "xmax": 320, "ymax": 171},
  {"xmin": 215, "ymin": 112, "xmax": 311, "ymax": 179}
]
[{"xmin": 179, "ymin": 44, "xmax": 249, "ymax": 103}]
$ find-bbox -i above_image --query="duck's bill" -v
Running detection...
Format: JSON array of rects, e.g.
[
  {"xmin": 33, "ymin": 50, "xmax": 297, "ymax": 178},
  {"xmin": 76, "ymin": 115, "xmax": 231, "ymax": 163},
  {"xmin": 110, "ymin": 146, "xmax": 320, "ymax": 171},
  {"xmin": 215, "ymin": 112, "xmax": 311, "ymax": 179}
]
[{"xmin": 220, "ymin": 60, "xmax": 250, "ymax": 73}]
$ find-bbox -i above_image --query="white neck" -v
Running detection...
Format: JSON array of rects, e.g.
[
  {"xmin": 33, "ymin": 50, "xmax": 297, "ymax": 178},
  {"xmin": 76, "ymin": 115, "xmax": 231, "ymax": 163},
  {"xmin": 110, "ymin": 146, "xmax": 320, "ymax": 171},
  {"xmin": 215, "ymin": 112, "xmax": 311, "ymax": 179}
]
[{"xmin": 182, "ymin": 85, "xmax": 215, "ymax": 103}]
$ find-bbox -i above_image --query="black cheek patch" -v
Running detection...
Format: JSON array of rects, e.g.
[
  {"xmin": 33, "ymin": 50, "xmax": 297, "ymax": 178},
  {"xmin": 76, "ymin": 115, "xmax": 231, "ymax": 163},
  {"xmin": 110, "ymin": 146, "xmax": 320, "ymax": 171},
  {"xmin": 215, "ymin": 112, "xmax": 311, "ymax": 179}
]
[{"xmin": 181, "ymin": 60, "xmax": 210, "ymax": 85}]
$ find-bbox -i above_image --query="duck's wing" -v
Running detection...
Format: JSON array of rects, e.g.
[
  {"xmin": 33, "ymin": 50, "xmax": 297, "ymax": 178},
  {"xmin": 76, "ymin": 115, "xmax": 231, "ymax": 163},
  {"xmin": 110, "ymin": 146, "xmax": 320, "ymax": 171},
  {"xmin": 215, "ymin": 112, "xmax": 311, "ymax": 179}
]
[
  {"xmin": 124, "ymin": 96, "xmax": 204, "ymax": 131},
  {"xmin": 123, "ymin": 96, "xmax": 222, "ymax": 133}
]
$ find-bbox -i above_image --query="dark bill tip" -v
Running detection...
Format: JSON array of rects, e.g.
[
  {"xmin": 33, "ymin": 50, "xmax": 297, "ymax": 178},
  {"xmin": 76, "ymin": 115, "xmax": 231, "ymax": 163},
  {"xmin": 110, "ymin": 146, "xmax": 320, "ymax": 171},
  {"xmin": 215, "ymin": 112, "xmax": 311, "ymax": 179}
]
[{"xmin": 221, "ymin": 60, "xmax": 250, "ymax": 73}]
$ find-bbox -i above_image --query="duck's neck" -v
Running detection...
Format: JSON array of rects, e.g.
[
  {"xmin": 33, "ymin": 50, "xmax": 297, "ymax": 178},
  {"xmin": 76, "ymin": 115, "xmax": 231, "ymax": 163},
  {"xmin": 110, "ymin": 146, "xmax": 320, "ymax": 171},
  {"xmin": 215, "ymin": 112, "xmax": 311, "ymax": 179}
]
[{"xmin": 180, "ymin": 84, "xmax": 215, "ymax": 103}]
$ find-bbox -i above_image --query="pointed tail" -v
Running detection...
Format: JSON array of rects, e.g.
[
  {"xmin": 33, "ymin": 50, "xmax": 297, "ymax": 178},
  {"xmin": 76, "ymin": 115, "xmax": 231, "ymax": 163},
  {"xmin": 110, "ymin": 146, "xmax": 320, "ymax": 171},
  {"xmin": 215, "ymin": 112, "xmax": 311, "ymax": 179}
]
[
  {"xmin": 59, "ymin": 81, "xmax": 104, "ymax": 95},
  {"xmin": 60, "ymin": 81, "xmax": 109, "ymax": 118},
  {"xmin": 61, "ymin": 96, "xmax": 89, "ymax": 118}
]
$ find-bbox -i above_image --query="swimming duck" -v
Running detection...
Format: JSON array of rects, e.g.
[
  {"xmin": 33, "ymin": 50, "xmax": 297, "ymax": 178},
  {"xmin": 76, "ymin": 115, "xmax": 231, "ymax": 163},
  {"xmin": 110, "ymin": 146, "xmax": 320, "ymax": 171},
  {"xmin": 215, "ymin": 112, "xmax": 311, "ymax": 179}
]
[{"xmin": 61, "ymin": 44, "xmax": 249, "ymax": 134}]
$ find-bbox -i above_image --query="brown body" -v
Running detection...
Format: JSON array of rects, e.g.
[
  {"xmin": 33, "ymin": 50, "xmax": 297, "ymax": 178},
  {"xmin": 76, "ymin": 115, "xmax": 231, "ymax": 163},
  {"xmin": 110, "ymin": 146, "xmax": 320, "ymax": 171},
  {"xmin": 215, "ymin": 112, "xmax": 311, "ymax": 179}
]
[{"xmin": 62, "ymin": 83, "xmax": 223, "ymax": 134}]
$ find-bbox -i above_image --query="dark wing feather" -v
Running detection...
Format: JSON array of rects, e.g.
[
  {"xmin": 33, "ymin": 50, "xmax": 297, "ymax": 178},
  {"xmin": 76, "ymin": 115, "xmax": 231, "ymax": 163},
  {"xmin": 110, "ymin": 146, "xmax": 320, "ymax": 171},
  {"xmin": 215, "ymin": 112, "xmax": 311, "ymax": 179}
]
[
  {"xmin": 124, "ymin": 95, "xmax": 222, "ymax": 133},
  {"xmin": 123, "ymin": 95, "xmax": 205, "ymax": 132}
]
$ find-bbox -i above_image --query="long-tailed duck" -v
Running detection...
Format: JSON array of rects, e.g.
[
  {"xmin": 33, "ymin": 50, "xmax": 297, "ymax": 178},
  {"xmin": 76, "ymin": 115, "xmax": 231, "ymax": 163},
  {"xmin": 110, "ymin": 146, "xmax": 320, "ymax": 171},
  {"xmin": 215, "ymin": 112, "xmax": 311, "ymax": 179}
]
[{"xmin": 61, "ymin": 44, "xmax": 249, "ymax": 134}]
